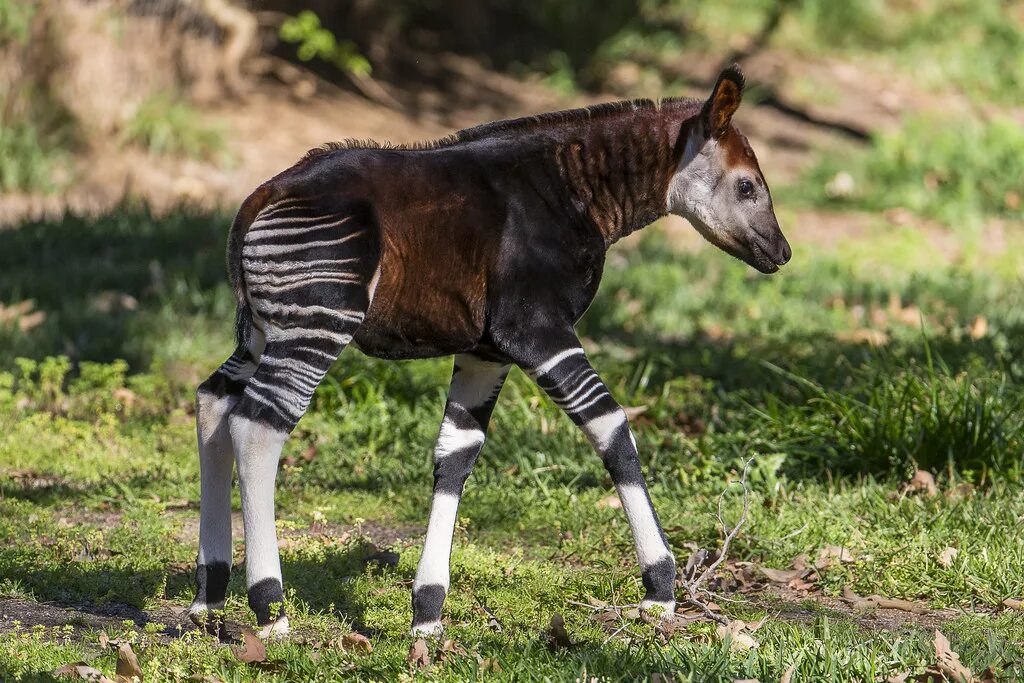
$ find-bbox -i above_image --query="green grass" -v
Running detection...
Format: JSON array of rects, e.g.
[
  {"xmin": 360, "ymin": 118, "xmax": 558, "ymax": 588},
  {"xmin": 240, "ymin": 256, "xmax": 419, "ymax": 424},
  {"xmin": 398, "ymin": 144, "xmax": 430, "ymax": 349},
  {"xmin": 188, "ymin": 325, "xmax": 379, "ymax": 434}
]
[
  {"xmin": 784, "ymin": 115, "xmax": 1024, "ymax": 226},
  {"xmin": 121, "ymin": 94, "xmax": 227, "ymax": 161},
  {"xmin": 2, "ymin": 207, "xmax": 1024, "ymax": 680}
]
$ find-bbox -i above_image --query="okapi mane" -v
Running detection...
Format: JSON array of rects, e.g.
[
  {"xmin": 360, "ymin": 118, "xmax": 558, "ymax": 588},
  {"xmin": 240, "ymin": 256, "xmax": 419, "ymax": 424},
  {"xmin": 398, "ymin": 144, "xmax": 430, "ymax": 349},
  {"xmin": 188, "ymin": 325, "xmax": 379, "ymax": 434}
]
[{"xmin": 298, "ymin": 96, "xmax": 702, "ymax": 164}]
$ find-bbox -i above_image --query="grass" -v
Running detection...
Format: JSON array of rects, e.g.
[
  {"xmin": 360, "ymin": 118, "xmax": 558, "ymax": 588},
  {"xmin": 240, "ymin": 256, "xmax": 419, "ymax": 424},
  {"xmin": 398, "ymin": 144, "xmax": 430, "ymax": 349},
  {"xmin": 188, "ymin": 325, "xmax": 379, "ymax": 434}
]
[
  {"xmin": 784, "ymin": 115, "xmax": 1024, "ymax": 226},
  {"xmin": 121, "ymin": 94, "xmax": 227, "ymax": 162},
  {"xmin": 1, "ymin": 201, "xmax": 1024, "ymax": 680}
]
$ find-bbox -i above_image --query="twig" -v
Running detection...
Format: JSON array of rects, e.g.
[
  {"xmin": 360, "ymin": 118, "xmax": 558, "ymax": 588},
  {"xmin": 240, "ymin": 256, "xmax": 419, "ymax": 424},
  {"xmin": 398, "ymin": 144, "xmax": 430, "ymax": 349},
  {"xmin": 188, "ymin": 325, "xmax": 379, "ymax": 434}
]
[{"xmin": 681, "ymin": 458, "xmax": 754, "ymax": 625}]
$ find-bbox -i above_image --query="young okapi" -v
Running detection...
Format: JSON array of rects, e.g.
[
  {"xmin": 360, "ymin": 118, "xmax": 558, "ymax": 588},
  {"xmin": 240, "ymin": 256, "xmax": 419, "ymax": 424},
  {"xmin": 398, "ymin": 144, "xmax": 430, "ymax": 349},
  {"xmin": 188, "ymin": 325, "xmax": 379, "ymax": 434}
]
[{"xmin": 189, "ymin": 65, "xmax": 790, "ymax": 639}]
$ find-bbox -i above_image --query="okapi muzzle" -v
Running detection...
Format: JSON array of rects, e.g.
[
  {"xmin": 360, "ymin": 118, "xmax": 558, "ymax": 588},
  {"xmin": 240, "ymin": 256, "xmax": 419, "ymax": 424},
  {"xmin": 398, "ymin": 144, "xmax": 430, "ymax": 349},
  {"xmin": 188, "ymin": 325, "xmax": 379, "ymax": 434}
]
[{"xmin": 188, "ymin": 64, "xmax": 789, "ymax": 639}]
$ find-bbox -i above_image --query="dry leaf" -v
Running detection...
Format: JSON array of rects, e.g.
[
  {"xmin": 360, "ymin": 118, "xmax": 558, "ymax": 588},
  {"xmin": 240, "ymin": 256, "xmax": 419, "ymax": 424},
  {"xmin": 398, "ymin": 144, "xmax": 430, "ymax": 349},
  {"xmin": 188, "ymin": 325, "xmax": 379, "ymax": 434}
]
[
  {"xmin": 759, "ymin": 567, "xmax": 803, "ymax": 583},
  {"xmin": 597, "ymin": 494, "xmax": 622, "ymax": 509},
  {"xmin": 815, "ymin": 546, "xmax": 856, "ymax": 570},
  {"xmin": 969, "ymin": 316, "xmax": 988, "ymax": 340},
  {"xmin": 886, "ymin": 672, "xmax": 909, "ymax": 683},
  {"xmin": 780, "ymin": 664, "xmax": 796, "ymax": 683},
  {"xmin": 905, "ymin": 470, "xmax": 938, "ymax": 497},
  {"xmin": 115, "ymin": 643, "xmax": 143, "ymax": 682},
  {"xmin": 436, "ymin": 639, "xmax": 468, "ymax": 662},
  {"xmin": 1002, "ymin": 597, "xmax": 1023, "ymax": 610},
  {"xmin": 933, "ymin": 629, "xmax": 973, "ymax": 682},
  {"xmin": 623, "ymin": 405, "xmax": 649, "ymax": 419},
  {"xmin": 791, "ymin": 554, "xmax": 810, "ymax": 571},
  {"xmin": 546, "ymin": 613, "xmax": 573, "ymax": 650},
  {"xmin": 407, "ymin": 638, "xmax": 431, "ymax": 670},
  {"xmin": 477, "ymin": 657, "xmax": 502, "ymax": 673},
  {"xmin": 53, "ymin": 663, "xmax": 116, "ymax": 683},
  {"xmin": 937, "ymin": 547, "xmax": 959, "ymax": 568},
  {"xmin": 231, "ymin": 629, "xmax": 267, "ymax": 664},
  {"xmin": 339, "ymin": 632, "xmax": 373, "ymax": 654},
  {"xmin": 716, "ymin": 620, "xmax": 759, "ymax": 651}
]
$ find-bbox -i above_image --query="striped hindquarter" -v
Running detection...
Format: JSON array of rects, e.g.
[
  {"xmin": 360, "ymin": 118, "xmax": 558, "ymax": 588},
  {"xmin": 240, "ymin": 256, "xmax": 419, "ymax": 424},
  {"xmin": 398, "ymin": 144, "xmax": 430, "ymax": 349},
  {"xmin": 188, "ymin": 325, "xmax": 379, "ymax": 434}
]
[{"xmin": 190, "ymin": 197, "xmax": 380, "ymax": 638}]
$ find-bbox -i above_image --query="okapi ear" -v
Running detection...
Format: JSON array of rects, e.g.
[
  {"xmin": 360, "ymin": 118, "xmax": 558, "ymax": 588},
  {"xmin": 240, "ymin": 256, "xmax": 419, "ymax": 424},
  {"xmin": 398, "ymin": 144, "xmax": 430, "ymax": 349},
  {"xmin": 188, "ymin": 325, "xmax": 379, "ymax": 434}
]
[{"xmin": 702, "ymin": 64, "xmax": 745, "ymax": 139}]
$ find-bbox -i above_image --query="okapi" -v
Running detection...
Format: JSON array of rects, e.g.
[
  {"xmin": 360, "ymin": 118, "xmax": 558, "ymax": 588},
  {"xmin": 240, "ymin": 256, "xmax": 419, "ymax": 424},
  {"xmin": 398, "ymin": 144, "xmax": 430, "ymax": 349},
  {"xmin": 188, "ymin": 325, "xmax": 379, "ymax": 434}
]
[{"xmin": 189, "ymin": 64, "xmax": 791, "ymax": 639}]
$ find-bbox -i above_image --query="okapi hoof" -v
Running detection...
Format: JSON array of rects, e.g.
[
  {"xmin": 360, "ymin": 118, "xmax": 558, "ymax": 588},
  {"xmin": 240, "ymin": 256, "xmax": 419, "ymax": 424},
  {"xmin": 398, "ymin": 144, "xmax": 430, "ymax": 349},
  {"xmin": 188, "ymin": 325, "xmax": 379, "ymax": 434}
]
[
  {"xmin": 640, "ymin": 598, "xmax": 677, "ymax": 620},
  {"xmin": 256, "ymin": 616, "xmax": 290, "ymax": 640},
  {"xmin": 187, "ymin": 603, "xmax": 229, "ymax": 639},
  {"xmin": 409, "ymin": 620, "xmax": 444, "ymax": 638}
]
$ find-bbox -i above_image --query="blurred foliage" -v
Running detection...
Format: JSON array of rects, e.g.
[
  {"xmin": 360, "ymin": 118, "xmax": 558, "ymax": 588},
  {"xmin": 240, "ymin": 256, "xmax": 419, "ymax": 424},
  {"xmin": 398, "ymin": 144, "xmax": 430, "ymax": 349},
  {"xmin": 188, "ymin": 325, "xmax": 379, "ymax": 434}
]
[
  {"xmin": 0, "ymin": 0, "xmax": 33, "ymax": 42},
  {"xmin": 120, "ymin": 94, "xmax": 227, "ymax": 161},
  {"xmin": 0, "ymin": 122, "xmax": 63, "ymax": 192},
  {"xmin": 790, "ymin": 116, "xmax": 1024, "ymax": 224},
  {"xmin": 279, "ymin": 10, "xmax": 372, "ymax": 77}
]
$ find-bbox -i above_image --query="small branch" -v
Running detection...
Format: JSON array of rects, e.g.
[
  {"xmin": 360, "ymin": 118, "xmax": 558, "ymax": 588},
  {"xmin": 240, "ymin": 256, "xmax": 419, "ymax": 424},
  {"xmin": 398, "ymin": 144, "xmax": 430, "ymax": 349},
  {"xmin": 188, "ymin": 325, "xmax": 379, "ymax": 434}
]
[{"xmin": 680, "ymin": 458, "xmax": 754, "ymax": 625}]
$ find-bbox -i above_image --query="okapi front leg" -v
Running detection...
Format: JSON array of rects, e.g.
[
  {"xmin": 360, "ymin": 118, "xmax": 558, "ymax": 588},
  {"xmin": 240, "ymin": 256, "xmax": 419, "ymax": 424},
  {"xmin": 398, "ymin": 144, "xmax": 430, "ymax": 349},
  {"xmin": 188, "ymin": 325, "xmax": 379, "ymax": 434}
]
[
  {"xmin": 527, "ymin": 345, "xmax": 677, "ymax": 615},
  {"xmin": 411, "ymin": 355, "xmax": 509, "ymax": 636}
]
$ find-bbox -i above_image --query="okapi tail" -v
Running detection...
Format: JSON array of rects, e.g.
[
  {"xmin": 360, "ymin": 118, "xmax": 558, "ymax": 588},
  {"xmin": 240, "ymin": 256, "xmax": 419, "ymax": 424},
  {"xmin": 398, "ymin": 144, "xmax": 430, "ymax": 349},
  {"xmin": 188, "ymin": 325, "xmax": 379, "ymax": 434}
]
[{"xmin": 226, "ymin": 184, "xmax": 276, "ymax": 348}]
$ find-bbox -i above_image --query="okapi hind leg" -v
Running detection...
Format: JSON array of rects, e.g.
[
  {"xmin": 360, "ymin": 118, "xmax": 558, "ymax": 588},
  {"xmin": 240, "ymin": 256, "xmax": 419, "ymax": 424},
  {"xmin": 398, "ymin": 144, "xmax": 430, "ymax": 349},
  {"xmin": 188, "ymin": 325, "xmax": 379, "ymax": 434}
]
[
  {"xmin": 522, "ymin": 339, "xmax": 677, "ymax": 617},
  {"xmin": 411, "ymin": 355, "xmax": 509, "ymax": 636},
  {"xmin": 189, "ymin": 343, "xmax": 262, "ymax": 635}
]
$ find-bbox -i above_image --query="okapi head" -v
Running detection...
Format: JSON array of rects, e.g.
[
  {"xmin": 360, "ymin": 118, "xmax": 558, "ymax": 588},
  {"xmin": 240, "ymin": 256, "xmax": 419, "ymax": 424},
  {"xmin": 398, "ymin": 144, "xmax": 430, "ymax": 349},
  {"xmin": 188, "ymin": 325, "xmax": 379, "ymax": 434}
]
[{"xmin": 668, "ymin": 65, "xmax": 791, "ymax": 273}]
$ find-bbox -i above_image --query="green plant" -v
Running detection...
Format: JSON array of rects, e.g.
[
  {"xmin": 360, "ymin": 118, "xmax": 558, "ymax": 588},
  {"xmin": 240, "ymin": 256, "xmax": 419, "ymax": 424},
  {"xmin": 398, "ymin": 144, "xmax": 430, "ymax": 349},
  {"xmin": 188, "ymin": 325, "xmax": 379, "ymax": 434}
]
[
  {"xmin": 121, "ymin": 94, "xmax": 226, "ymax": 161},
  {"xmin": 279, "ymin": 10, "xmax": 371, "ymax": 77},
  {"xmin": 0, "ymin": 122, "xmax": 63, "ymax": 192}
]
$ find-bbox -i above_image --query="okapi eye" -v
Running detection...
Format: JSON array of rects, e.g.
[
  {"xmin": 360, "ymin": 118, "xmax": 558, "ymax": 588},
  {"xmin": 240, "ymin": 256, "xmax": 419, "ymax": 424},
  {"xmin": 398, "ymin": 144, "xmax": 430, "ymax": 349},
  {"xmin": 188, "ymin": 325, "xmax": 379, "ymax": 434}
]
[{"xmin": 738, "ymin": 178, "xmax": 755, "ymax": 198}]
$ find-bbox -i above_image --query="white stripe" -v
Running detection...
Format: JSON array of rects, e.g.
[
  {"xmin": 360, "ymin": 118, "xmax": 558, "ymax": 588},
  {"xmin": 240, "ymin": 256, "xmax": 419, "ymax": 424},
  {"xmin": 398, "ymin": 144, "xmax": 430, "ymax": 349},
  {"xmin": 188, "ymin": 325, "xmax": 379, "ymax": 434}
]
[
  {"xmin": 530, "ymin": 348, "xmax": 585, "ymax": 377},
  {"xmin": 254, "ymin": 300, "xmax": 365, "ymax": 323},
  {"xmin": 582, "ymin": 410, "xmax": 628, "ymax": 451},
  {"xmin": 263, "ymin": 325, "xmax": 353, "ymax": 345},
  {"xmin": 247, "ymin": 276, "xmax": 363, "ymax": 295},
  {"xmin": 242, "ymin": 232, "xmax": 365, "ymax": 257},
  {"xmin": 435, "ymin": 417, "xmax": 486, "ymax": 458},
  {"xmin": 244, "ymin": 258, "xmax": 361, "ymax": 274},
  {"xmin": 617, "ymin": 484, "xmax": 672, "ymax": 567},
  {"xmin": 414, "ymin": 492, "xmax": 460, "ymax": 590}
]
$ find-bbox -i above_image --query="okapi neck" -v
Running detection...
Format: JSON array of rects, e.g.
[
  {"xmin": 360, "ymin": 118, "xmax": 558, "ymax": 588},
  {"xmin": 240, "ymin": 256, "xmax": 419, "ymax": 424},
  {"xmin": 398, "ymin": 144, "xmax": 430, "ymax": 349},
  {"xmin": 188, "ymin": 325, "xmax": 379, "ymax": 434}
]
[{"xmin": 554, "ymin": 106, "xmax": 692, "ymax": 246}]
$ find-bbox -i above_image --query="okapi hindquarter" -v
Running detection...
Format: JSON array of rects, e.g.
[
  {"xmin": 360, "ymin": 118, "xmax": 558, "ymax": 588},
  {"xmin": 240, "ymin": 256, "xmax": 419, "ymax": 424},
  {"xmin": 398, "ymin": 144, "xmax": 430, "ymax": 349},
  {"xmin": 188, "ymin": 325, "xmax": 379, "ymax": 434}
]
[{"xmin": 189, "ymin": 65, "xmax": 791, "ymax": 638}]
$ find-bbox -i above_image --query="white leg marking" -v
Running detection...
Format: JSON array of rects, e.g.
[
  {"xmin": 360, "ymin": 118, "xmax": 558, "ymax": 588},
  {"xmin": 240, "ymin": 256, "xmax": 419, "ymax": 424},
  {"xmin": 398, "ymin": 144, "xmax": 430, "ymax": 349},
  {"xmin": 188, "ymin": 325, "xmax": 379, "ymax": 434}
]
[
  {"xmin": 616, "ymin": 484, "xmax": 672, "ymax": 568},
  {"xmin": 414, "ymin": 492, "xmax": 460, "ymax": 591},
  {"xmin": 581, "ymin": 410, "xmax": 628, "ymax": 450},
  {"xmin": 449, "ymin": 356, "xmax": 509, "ymax": 409},
  {"xmin": 410, "ymin": 621, "xmax": 444, "ymax": 638},
  {"xmin": 529, "ymin": 348, "xmax": 585, "ymax": 377},
  {"xmin": 230, "ymin": 415, "xmax": 288, "ymax": 589},
  {"xmin": 640, "ymin": 598, "xmax": 676, "ymax": 618},
  {"xmin": 197, "ymin": 393, "xmax": 238, "ymax": 567},
  {"xmin": 435, "ymin": 417, "xmax": 485, "ymax": 458}
]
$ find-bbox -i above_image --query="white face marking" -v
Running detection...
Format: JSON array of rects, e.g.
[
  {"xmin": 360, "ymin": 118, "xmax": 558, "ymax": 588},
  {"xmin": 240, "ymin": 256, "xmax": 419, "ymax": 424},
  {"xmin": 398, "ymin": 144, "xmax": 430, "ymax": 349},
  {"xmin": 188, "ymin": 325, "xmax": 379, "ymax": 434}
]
[
  {"xmin": 616, "ymin": 484, "xmax": 673, "ymax": 568},
  {"xmin": 414, "ymin": 492, "xmax": 460, "ymax": 590}
]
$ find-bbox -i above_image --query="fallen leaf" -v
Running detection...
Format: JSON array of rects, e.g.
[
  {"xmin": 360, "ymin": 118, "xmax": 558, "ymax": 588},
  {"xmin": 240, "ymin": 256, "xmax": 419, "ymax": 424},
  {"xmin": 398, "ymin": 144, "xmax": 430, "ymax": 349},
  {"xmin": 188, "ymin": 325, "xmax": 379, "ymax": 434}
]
[
  {"xmin": 841, "ymin": 586, "xmax": 927, "ymax": 614},
  {"xmin": 759, "ymin": 567, "xmax": 803, "ymax": 583},
  {"xmin": 407, "ymin": 638, "xmax": 431, "ymax": 670},
  {"xmin": 933, "ymin": 629, "xmax": 973, "ymax": 682},
  {"xmin": 115, "ymin": 643, "xmax": 142, "ymax": 682},
  {"xmin": 622, "ymin": 607, "xmax": 641, "ymax": 620},
  {"xmin": 339, "ymin": 632, "xmax": 373, "ymax": 654},
  {"xmin": 622, "ymin": 405, "xmax": 649, "ymax": 419},
  {"xmin": 904, "ymin": 470, "xmax": 938, "ymax": 497},
  {"xmin": 231, "ymin": 629, "xmax": 267, "ymax": 664},
  {"xmin": 885, "ymin": 672, "xmax": 909, "ymax": 683},
  {"xmin": 815, "ymin": 546, "xmax": 856, "ymax": 570},
  {"xmin": 969, "ymin": 316, "xmax": 988, "ymax": 340},
  {"xmin": 716, "ymin": 620, "xmax": 758, "ymax": 651},
  {"xmin": 937, "ymin": 547, "xmax": 959, "ymax": 568},
  {"xmin": 436, "ymin": 639, "xmax": 468, "ymax": 662},
  {"xmin": 780, "ymin": 664, "xmax": 796, "ymax": 683},
  {"xmin": 945, "ymin": 483, "xmax": 975, "ymax": 500},
  {"xmin": 546, "ymin": 613, "xmax": 573, "ymax": 650},
  {"xmin": 1002, "ymin": 597, "xmax": 1023, "ymax": 610},
  {"xmin": 791, "ymin": 554, "xmax": 810, "ymax": 571},
  {"xmin": 477, "ymin": 656, "xmax": 502, "ymax": 673},
  {"xmin": 53, "ymin": 663, "xmax": 116, "ymax": 682},
  {"xmin": 597, "ymin": 493, "xmax": 622, "ymax": 509}
]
